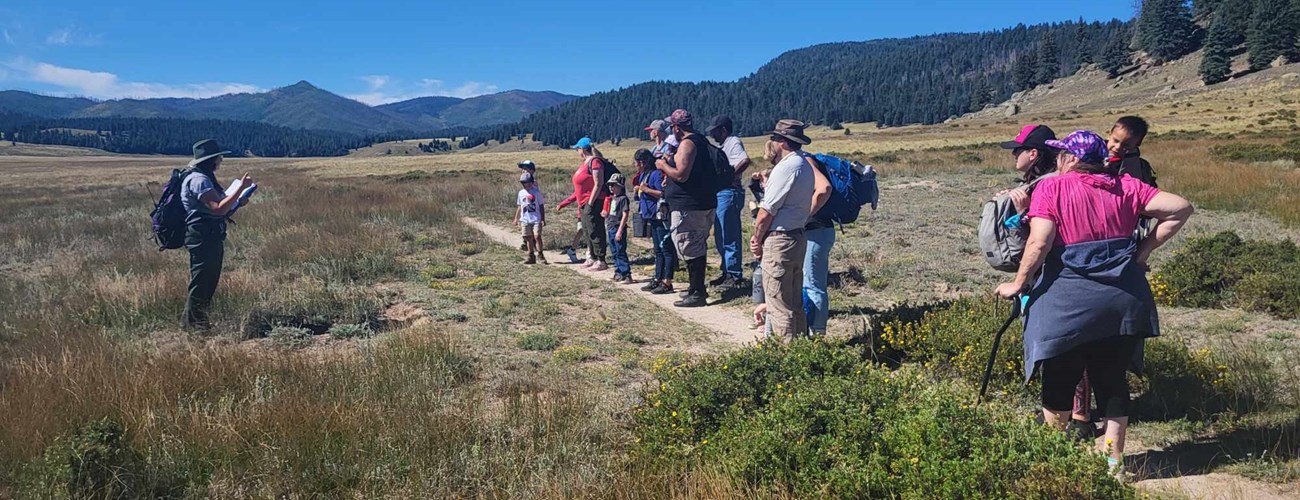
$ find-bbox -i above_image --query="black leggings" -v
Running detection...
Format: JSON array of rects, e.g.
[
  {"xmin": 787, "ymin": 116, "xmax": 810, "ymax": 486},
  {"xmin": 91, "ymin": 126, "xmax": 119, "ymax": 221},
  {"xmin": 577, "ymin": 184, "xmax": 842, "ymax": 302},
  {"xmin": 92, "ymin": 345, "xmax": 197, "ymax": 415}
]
[{"xmin": 1040, "ymin": 336, "xmax": 1138, "ymax": 418}]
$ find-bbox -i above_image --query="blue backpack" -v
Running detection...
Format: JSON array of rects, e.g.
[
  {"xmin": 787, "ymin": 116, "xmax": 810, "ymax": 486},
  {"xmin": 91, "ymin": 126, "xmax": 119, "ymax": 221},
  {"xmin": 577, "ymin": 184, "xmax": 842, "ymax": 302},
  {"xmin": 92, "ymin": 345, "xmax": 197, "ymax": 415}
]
[{"xmin": 811, "ymin": 153, "xmax": 878, "ymax": 226}]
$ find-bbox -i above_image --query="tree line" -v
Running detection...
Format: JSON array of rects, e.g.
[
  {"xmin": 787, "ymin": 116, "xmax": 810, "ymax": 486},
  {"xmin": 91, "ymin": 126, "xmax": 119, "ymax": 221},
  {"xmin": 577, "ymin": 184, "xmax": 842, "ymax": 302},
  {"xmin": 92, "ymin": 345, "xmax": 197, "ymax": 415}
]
[
  {"xmin": 460, "ymin": 19, "xmax": 1131, "ymax": 148},
  {"xmin": 1194, "ymin": 0, "xmax": 1300, "ymax": 84},
  {"xmin": 0, "ymin": 113, "xmax": 452, "ymax": 157}
]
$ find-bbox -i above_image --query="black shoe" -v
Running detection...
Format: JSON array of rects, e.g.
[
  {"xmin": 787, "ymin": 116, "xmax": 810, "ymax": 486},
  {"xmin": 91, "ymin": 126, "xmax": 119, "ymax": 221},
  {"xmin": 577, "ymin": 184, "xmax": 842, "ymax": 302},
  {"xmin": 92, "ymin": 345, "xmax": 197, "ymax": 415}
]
[
  {"xmin": 713, "ymin": 276, "xmax": 740, "ymax": 291},
  {"xmin": 641, "ymin": 281, "xmax": 660, "ymax": 291},
  {"xmin": 674, "ymin": 293, "xmax": 708, "ymax": 308},
  {"xmin": 708, "ymin": 274, "xmax": 728, "ymax": 287},
  {"xmin": 651, "ymin": 284, "xmax": 676, "ymax": 295}
]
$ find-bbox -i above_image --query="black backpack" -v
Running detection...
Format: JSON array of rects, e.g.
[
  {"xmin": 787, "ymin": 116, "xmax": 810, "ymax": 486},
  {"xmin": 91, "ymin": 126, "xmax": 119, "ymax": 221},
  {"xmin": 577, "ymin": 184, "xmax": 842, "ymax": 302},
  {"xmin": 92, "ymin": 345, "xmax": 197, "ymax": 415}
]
[
  {"xmin": 586, "ymin": 156, "xmax": 621, "ymax": 185},
  {"xmin": 150, "ymin": 168, "xmax": 211, "ymax": 250},
  {"xmin": 685, "ymin": 134, "xmax": 734, "ymax": 193}
]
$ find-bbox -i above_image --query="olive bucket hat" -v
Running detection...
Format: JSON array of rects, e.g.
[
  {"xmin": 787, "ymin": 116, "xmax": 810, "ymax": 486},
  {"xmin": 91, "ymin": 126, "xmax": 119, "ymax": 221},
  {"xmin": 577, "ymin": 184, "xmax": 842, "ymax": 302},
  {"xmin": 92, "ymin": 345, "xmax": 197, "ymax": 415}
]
[{"xmin": 189, "ymin": 139, "xmax": 231, "ymax": 167}]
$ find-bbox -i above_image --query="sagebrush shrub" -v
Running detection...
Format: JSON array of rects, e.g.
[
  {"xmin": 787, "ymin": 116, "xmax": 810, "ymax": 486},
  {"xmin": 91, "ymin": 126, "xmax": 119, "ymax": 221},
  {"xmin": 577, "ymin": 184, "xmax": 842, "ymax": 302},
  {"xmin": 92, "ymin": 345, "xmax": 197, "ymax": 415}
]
[
  {"xmin": 517, "ymin": 332, "xmax": 560, "ymax": 351},
  {"xmin": 268, "ymin": 326, "xmax": 313, "ymax": 349}
]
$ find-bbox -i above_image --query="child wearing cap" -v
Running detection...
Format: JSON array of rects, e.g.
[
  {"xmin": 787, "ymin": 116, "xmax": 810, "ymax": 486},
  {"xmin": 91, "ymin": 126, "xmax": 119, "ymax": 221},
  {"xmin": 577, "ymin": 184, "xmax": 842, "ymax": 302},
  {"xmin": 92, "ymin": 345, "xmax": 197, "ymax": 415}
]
[
  {"xmin": 603, "ymin": 173, "xmax": 632, "ymax": 283},
  {"xmin": 514, "ymin": 172, "xmax": 547, "ymax": 264}
]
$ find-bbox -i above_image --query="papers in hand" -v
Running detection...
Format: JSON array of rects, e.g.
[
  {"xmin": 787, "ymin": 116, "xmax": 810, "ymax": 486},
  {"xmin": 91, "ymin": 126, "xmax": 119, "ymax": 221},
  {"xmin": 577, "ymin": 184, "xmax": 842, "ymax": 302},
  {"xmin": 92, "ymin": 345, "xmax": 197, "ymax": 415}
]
[{"xmin": 224, "ymin": 179, "xmax": 258, "ymax": 216}]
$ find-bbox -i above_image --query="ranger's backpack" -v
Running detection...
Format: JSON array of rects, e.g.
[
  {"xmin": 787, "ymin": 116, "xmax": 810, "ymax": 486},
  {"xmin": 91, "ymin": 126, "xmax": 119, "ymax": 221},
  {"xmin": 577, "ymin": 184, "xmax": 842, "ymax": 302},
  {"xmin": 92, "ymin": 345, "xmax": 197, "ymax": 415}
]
[
  {"xmin": 811, "ymin": 153, "xmax": 879, "ymax": 226},
  {"xmin": 978, "ymin": 172, "xmax": 1055, "ymax": 272},
  {"xmin": 150, "ymin": 168, "xmax": 208, "ymax": 250}
]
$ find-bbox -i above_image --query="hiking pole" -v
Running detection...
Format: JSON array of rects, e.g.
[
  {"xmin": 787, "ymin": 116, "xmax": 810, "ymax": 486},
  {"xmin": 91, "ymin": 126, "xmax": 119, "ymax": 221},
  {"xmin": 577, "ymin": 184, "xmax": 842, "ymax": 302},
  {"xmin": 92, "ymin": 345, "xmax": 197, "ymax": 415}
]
[{"xmin": 977, "ymin": 295, "xmax": 1023, "ymax": 405}]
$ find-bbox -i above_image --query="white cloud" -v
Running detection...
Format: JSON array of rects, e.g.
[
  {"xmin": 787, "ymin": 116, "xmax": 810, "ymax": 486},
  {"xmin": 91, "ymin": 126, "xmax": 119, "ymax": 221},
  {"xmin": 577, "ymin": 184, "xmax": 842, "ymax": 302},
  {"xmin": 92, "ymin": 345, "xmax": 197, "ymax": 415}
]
[
  {"xmin": 2, "ymin": 29, "xmax": 13, "ymax": 45},
  {"xmin": 1, "ymin": 58, "xmax": 262, "ymax": 99},
  {"xmin": 45, "ymin": 26, "xmax": 102, "ymax": 47},
  {"xmin": 347, "ymin": 75, "xmax": 499, "ymax": 105}
]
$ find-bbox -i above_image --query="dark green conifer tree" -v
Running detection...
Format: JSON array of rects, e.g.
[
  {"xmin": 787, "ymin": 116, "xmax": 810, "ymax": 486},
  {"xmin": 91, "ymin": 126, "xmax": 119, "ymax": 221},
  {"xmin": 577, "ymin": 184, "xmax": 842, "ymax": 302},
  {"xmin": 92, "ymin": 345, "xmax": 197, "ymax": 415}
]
[
  {"xmin": 1036, "ymin": 33, "xmax": 1061, "ymax": 84},
  {"xmin": 1137, "ymin": 0, "xmax": 1197, "ymax": 62},
  {"xmin": 1012, "ymin": 52, "xmax": 1038, "ymax": 90},
  {"xmin": 1247, "ymin": 0, "xmax": 1299, "ymax": 70},
  {"xmin": 1200, "ymin": 13, "xmax": 1233, "ymax": 84},
  {"xmin": 1100, "ymin": 35, "xmax": 1131, "ymax": 78},
  {"xmin": 1217, "ymin": 0, "xmax": 1254, "ymax": 45}
]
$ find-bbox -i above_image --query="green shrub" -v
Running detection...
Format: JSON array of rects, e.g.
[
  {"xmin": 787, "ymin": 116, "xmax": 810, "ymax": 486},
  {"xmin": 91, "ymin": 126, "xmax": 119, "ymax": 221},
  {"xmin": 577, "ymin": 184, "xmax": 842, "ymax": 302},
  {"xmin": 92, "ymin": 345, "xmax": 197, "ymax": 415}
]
[
  {"xmin": 421, "ymin": 263, "xmax": 457, "ymax": 280},
  {"xmin": 875, "ymin": 296, "xmax": 1024, "ymax": 391},
  {"xmin": 1210, "ymin": 143, "xmax": 1300, "ymax": 163},
  {"xmin": 615, "ymin": 332, "xmax": 648, "ymax": 345},
  {"xmin": 328, "ymin": 322, "xmax": 373, "ymax": 340},
  {"xmin": 517, "ymin": 332, "xmax": 561, "ymax": 351},
  {"xmin": 553, "ymin": 345, "xmax": 595, "ymax": 364},
  {"xmin": 455, "ymin": 243, "xmax": 483, "ymax": 256},
  {"xmin": 16, "ymin": 418, "xmax": 186, "ymax": 498},
  {"xmin": 269, "ymin": 325, "xmax": 313, "ymax": 349},
  {"xmin": 1135, "ymin": 339, "xmax": 1279, "ymax": 420},
  {"xmin": 1154, "ymin": 232, "xmax": 1300, "ymax": 318},
  {"xmin": 633, "ymin": 341, "xmax": 1132, "ymax": 498}
]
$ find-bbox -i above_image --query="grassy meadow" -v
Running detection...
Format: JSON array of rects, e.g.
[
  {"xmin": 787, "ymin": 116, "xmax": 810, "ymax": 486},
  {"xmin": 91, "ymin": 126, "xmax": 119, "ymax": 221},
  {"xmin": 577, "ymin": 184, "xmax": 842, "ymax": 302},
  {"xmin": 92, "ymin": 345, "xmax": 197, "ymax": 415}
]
[{"xmin": 1, "ymin": 98, "xmax": 1299, "ymax": 497}]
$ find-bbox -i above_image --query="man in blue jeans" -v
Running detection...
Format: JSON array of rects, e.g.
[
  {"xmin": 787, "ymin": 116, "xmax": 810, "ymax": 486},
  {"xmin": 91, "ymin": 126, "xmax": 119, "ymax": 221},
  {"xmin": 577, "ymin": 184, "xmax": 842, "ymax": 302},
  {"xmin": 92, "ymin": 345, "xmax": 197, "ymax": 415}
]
[
  {"xmin": 706, "ymin": 115, "xmax": 751, "ymax": 291},
  {"xmin": 801, "ymin": 155, "xmax": 837, "ymax": 335}
]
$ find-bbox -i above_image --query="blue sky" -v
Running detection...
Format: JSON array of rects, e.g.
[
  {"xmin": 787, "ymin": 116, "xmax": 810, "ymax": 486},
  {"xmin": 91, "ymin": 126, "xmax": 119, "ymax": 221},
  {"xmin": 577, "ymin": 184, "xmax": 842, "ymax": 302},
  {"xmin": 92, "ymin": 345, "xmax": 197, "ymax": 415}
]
[{"xmin": 1, "ymin": 0, "xmax": 1137, "ymax": 104}]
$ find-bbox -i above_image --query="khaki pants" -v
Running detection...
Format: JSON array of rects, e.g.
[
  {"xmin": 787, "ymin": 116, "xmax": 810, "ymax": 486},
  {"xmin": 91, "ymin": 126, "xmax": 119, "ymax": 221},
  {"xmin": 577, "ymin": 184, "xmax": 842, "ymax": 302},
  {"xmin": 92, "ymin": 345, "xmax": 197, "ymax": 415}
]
[{"xmin": 761, "ymin": 230, "xmax": 807, "ymax": 339}]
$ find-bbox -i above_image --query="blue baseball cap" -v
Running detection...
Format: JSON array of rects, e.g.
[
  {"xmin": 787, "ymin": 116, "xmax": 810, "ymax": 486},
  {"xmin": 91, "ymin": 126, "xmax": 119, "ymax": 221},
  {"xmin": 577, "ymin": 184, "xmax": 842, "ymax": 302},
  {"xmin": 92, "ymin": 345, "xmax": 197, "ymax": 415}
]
[{"xmin": 571, "ymin": 137, "xmax": 593, "ymax": 149}]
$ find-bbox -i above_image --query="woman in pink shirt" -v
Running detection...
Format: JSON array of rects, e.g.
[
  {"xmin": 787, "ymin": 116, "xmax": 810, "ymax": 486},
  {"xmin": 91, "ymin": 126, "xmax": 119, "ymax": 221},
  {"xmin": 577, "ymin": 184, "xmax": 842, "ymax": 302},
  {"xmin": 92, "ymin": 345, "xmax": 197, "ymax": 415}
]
[{"xmin": 995, "ymin": 130, "xmax": 1194, "ymax": 478}]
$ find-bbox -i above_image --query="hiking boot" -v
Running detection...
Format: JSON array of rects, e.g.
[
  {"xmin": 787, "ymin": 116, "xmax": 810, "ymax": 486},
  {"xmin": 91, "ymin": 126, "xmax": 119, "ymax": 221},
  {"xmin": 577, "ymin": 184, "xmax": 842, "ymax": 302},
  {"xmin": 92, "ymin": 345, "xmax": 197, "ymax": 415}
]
[
  {"xmin": 618, "ymin": 274, "xmax": 633, "ymax": 285},
  {"xmin": 610, "ymin": 273, "xmax": 623, "ymax": 282},
  {"xmin": 713, "ymin": 276, "xmax": 740, "ymax": 291},
  {"xmin": 674, "ymin": 292, "xmax": 708, "ymax": 308},
  {"xmin": 590, "ymin": 261, "xmax": 608, "ymax": 272},
  {"xmin": 537, "ymin": 253, "xmax": 548, "ymax": 264},
  {"xmin": 523, "ymin": 254, "xmax": 536, "ymax": 265},
  {"xmin": 651, "ymin": 283, "xmax": 676, "ymax": 295},
  {"xmin": 640, "ymin": 281, "xmax": 660, "ymax": 292},
  {"xmin": 708, "ymin": 274, "xmax": 728, "ymax": 287}
]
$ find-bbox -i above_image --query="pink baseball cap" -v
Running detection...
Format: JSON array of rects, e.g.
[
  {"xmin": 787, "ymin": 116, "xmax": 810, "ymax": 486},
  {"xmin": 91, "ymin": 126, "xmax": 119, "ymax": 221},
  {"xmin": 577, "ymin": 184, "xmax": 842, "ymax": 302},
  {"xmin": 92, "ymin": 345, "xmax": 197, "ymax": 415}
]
[{"xmin": 1000, "ymin": 124, "xmax": 1057, "ymax": 150}]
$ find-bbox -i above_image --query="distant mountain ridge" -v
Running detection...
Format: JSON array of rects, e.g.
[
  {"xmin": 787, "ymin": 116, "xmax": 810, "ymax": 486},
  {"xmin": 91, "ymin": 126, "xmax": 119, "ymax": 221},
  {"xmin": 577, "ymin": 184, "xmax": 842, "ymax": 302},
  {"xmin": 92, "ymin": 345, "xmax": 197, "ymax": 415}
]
[{"xmin": 0, "ymin": 83, "xmax": 578, "ymax": 135}]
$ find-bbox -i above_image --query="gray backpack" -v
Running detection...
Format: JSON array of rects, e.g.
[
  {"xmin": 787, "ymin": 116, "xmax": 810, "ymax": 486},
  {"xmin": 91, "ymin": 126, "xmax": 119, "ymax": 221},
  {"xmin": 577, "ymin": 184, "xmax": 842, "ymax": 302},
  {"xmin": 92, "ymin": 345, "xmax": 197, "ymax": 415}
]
[{"xmin": 978, "ymin": 173, "xmax": 1055, "ymax": 272}]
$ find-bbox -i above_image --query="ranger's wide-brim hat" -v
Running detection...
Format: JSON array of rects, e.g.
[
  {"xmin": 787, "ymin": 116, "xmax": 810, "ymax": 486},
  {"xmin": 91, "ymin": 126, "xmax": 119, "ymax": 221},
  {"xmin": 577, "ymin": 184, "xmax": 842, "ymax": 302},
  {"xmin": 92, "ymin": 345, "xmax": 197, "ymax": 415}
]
[
  {"xmin": 767, "ymin": 119, "xmax": 812, "ymax": 145},
  {"xmin": 189, "ymin": 139, "xmax": 231, "ymax": 167}
]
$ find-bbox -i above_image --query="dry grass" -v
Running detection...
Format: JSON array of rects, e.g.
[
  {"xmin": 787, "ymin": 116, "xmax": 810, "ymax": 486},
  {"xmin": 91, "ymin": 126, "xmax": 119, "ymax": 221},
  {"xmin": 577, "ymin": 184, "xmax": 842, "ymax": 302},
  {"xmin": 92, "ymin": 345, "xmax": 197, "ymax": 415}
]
[{"xmin": 0, "ymin": 159, "xmax": 739, "ymax": 496}]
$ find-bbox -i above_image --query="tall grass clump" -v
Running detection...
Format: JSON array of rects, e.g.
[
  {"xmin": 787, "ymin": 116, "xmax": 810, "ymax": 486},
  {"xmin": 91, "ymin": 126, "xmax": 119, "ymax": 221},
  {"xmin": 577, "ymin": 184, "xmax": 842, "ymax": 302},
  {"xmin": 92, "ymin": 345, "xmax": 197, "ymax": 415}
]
[
  {"xmin": 1153, "ymin": 231, "xmax": 1300, "ymax": 318},
  {"xmin": 633, "ymin": 340, "xmax": 1132, "ymax": 498}
]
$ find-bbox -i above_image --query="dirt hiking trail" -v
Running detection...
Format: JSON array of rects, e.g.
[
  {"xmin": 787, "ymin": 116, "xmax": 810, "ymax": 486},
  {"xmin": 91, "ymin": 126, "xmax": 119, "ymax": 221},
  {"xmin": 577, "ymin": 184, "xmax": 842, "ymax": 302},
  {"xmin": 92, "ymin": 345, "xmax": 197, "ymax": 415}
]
[{"xmin": 464, "ymin": 217, "xmax": 761, "ymax": 346}]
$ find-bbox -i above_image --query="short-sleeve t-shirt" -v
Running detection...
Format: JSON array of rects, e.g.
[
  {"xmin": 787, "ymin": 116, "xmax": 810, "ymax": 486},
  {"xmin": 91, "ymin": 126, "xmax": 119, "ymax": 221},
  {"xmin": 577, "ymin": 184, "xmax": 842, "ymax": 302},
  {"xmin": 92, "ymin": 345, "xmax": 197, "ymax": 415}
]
[
  {"xmin": 720, "ymin": 136, "xmax": 748, "ymax": 189},
  {"xmin": 180, "ymin": 170, "xmax": 223, "ymax": 224},
  {"xmin": 1027, "ymin": 172, "xmax": 1161, "ymax": 246},
  {"xmin": 636, "ymin": 169, "xmax": 666, "ymax": 220},
  {"xmin": 760, "ymin": 150, "xmax": 815, "ymax": 231},
  {"xmin": 518, "ymin": 187, "xmax": 544, "ymax": 224},
  {"xmin": 605, "ymin": 194, "xmax": 630, "ymax": 230}
]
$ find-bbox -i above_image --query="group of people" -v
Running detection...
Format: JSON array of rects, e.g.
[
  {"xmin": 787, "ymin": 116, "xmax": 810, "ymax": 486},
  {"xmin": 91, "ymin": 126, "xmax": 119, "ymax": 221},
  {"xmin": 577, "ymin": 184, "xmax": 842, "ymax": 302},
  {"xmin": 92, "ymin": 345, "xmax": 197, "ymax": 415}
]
[
  {"xmin": 175, "ymin": 109, "xmax": 1193, "ymax": 479},
  {"xmin": 991, "ymin": 115, "xmax": 1194, "ymax": 476},
  {"xmin": 521, "ymin": 109, "xmax": 839, "ymax": 340}
]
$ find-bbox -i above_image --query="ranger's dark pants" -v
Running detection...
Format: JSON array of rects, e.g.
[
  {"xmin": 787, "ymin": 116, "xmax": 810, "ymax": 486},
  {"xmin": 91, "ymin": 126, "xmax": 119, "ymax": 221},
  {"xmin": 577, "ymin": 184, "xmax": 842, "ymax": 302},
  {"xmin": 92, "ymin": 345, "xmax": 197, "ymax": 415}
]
[{"xmin": 183, "ymin": 222, "xmax": 225, "ymax": 329}]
